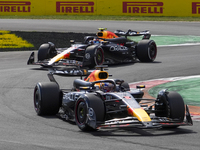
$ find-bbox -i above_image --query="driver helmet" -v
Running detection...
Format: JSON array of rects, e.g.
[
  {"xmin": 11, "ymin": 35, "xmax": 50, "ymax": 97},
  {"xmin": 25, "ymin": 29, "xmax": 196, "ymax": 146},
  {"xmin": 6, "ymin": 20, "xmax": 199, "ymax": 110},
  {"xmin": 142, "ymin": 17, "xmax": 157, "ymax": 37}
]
[
  {"xmin": 100, "ymin": 82, "xmax": 114, "ymax": 92},
  {"xmin": 93, "ymin": 38, "xmax": 100, "ymax": 44}
]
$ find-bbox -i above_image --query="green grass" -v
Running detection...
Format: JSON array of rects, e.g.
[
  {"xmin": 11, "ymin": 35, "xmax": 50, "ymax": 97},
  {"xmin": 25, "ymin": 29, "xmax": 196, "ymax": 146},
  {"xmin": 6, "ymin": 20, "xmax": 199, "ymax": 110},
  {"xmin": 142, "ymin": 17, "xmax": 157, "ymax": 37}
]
[{"xmin": 1, "ymin": 15, "xmax": 200, "ymax": 21}]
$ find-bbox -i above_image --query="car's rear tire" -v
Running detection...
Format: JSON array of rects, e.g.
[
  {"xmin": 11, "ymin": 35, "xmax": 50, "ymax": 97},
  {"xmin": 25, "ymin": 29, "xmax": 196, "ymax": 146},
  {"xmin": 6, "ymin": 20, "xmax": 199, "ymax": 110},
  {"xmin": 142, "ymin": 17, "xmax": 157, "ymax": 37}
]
[
  {"xmin": 34, "ymin": 82, "xmax": 60, "ymax": 116},
  {"xmin": 136, "ymin": 40, "xmax": 157, "ymax": 62},
  {"xmin": 155, "ymin": 91, "xmax": 185, "ymax": 128},
  {"xmin": 75, "ymin": 94, "xmax": 105, "ymax": 131},
  {"xmin": 84, "ymin": 45, "xmax": 104, "ymax": 68},
  {"xmin": 38, "ymin": 43, "xmax": 57, "ymax": 61}
]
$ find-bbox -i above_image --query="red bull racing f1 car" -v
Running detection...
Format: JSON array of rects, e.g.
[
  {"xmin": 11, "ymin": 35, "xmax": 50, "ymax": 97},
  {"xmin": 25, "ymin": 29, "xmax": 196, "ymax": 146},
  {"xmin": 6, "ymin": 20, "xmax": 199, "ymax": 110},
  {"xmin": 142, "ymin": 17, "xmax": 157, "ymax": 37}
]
[
  {"xmin": 33, "ymin": 66, "xmax": 192, "ymax": 131},
  {"xmin": 28, "ymin": 28, "xmax": 157, "ymax": 69}
]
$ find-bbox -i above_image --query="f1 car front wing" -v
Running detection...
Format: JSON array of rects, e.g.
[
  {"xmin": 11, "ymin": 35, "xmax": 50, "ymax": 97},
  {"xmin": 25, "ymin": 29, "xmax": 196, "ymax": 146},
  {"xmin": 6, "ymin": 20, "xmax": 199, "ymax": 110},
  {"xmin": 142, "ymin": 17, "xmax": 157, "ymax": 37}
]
[
  {"xmin": 27, "ymin": 52, "xmax": 83, "ymax": 68},
  {"xmin": 96, "ymin": 105, "xmax": 193, "ymax": 129}
]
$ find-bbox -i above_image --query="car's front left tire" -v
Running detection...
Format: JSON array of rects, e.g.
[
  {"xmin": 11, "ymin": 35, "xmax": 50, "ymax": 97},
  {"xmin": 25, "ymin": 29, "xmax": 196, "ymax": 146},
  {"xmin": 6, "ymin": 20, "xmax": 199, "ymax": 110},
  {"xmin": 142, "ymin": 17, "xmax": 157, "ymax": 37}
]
[
  {"xmin": 84, "ymin": 45, "xmax": 104, "ymax": 69},
  {"xmin": 38, "ymin": 43, "xmax": 57, "ymax": 61},
  {"xmin": 155, "ymin": 91, "xmax": 185, "ymax": 128}
]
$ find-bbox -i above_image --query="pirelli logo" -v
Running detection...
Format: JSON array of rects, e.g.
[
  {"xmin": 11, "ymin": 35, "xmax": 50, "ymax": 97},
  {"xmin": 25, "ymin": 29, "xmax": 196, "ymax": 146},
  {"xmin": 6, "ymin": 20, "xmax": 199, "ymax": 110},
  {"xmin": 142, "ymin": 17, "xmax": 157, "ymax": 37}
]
[
  {"xmin": 192, "ymin": 2, "xmax": 200, "ymax": 14},
  {"xmin": 0, "ymin": 1, "xmax": 31, "ymax": 13},
  {"xmin": 56, "ymin": 1, "xmax": 94, "ymax": 13},
  {"xmin": 123, "ymin": 2, "xmax": 163, "ymax": 14}
]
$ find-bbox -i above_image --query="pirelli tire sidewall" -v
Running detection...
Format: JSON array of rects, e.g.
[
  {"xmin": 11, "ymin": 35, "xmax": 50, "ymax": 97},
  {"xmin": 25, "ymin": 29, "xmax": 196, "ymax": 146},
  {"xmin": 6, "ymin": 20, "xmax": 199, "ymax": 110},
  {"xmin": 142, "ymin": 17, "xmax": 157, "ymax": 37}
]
[
  {"xmin": 38, "ymin": 43, "xmax": 57, "ymax": 61},
  {"xmin": 74, "ymin": 93, "xmax": 105, "ymax": 131},
  {"xmin": 84, "ymin": 45, "xmax": 104, "ymax": 68},
  {"xmin": 34, "ymin": 82, "xmax": 60, "ymax": 116},
  {"xmin": 155, "ymin": 91, "xmax": 185, "ymax": 128},
  {"xmin": 136, "ymin": 40, "xmax": 157, "ymax": 62}
]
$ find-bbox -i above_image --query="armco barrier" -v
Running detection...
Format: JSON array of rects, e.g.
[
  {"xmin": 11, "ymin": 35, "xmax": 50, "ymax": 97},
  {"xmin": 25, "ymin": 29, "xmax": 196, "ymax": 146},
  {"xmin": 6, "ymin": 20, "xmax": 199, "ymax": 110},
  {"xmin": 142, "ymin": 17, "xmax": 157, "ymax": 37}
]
[{"xmin": 0, "ymin": 0, "xmax": 200, "ymax": 17}]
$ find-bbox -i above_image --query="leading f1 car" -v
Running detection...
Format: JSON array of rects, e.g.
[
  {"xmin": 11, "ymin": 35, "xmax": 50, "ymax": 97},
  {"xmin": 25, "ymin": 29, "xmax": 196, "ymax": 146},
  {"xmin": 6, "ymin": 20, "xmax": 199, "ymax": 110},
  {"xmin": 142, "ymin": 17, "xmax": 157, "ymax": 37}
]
[
  {"xmin": 28, "ymin": 28, "xmax": 157, "ymax": 69},
  {"xmin": 33, "ymin": 66, "xmax": 192, "ymax": 131}
]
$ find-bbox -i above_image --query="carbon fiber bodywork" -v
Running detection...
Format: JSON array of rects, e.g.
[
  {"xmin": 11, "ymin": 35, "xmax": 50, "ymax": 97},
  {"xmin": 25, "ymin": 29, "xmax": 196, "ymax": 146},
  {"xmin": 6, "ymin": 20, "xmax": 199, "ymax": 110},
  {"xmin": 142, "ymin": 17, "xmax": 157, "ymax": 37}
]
[
  {"xmin": 33, "ymin": 68, "xmax": 193, "ymax": 131},
  {"xmin": 28, "ymin": 29, "xmax": 157, "ymax": 69}
]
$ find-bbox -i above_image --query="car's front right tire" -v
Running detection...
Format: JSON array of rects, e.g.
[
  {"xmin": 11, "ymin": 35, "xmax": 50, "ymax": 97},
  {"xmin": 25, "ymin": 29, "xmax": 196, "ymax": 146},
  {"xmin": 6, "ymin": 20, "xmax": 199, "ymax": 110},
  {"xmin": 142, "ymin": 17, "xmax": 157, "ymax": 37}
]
[
  {"xmin": 34, "ymin": 82, "xmax": 60, "ymax": 116},
  {"xmin": 75, "ymin": 94, "xmax": 105, "ymax": 131}
]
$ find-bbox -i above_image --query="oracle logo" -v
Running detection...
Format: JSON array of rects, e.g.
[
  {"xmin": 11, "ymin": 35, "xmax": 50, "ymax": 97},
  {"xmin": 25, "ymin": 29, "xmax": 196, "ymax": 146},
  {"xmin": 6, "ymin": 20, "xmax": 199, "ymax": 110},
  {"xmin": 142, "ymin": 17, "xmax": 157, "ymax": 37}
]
[
  {"xmin": 123, "ymin": 2, "xmax": 163, "ymax": 14},
  {"xmin": 192, "ymin": 2, "xmax": 200, "ymax": 14},
  {"xmin": 0, "ymin": 1, "xmax": 31, "ymax": 13},
  {"xmin": 56, "ymin": 1, "xmax": 94, "ymax": 13}
]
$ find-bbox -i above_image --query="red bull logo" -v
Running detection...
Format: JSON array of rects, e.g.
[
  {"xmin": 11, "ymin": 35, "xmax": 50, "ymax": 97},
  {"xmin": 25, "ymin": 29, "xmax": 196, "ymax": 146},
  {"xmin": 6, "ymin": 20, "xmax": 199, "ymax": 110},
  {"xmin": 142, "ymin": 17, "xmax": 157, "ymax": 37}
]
[
  {"xmin": 56, "ymin": 1, "xmax": 94, "ymax": 13},
  {"xmin": 123, "ymin": 2, "xmax": 163, "ymax": 14},
  {"xmin": 192, "ymin": 2, "xmax": 200, "ymax": 14},
  {"xmin": 0, "ymin": 1, "xmax": 31, "ymax": 13}
]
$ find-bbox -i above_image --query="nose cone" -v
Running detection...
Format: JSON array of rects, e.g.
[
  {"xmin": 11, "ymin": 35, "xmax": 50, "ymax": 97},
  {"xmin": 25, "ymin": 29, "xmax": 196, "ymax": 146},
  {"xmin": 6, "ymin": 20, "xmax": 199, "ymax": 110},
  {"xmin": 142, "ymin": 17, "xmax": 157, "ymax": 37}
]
[
  {"xmin": 127, "ymin": 107, "xmax": 151, "ymax": 122},
  {"xmin": 48, "ymin": 52, "xmax": 70, "ymax": 66}
]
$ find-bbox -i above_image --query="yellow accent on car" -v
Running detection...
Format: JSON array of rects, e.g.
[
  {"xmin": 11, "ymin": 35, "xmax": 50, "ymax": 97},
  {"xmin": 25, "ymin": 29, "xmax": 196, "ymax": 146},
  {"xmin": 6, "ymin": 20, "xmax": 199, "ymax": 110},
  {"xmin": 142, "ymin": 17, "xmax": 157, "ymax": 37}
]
[
  {"xmin": 97, "ymin": 30, "xmax": 118, "ymax": 39},
  {"xmin": 129, "ymin": 107, "xmax": 151, "ymax": 122},
  {"xmin": 48, "ymin": 53, "xmax": 64, "ymax": 65},
  {"xmin": 85, "ymin": 70, "xmax": 108, "ymax": 82}
]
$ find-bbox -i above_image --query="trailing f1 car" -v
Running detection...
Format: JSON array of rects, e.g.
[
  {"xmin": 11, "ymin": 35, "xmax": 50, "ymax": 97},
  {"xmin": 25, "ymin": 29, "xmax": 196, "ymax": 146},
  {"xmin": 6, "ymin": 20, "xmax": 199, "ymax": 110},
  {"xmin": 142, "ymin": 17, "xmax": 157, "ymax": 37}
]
[
  {"xmin": 28, "ymin": 28, "xmax": 157, "ymax": 69},
  {"xmin": 33, "ymin": 66, "xmax": 192, "ymax": 131}
]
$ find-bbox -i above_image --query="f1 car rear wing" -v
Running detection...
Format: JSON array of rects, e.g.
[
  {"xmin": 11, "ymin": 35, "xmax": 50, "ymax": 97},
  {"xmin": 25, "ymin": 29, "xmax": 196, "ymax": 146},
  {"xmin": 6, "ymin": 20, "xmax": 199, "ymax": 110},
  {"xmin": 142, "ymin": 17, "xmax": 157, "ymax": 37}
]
[{"xmin": 114, "ymin": 29, "xmax": 151, "ymax": 39}]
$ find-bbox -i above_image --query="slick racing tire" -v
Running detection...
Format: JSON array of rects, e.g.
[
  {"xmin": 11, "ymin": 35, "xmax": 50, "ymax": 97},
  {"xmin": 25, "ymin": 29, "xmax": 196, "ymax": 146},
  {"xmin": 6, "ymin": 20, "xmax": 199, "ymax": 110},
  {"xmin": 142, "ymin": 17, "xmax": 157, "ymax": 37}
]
[
  {"xmin": 136, "ymin": 40, "xmax": 157, "ymax": 62},
  {"xmin": 84, "ymin": 45, "xmax": 104, "ymax": 69},
  {"xmin": 75, "ymin": 94, "xmax": 105, "ymax": 131},
  {"xmin": 38, "ymin": 43, "xmax": 57, "ymax": 61},
  {"xmin": 155, "ymin": 91, "xmax": 185, "ymax": 128},
  {"xmin": 34, "ymin": 82, "xmax": 60, "ymax": 116}
]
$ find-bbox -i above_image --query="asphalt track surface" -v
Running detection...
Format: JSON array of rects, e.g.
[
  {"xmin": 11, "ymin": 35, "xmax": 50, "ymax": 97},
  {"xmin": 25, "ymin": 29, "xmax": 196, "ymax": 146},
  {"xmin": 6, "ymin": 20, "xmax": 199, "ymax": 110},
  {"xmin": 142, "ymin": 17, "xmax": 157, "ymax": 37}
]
[{"xmin": 0, "ymin": 19, "xmax": 200, "ymax": 150}]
